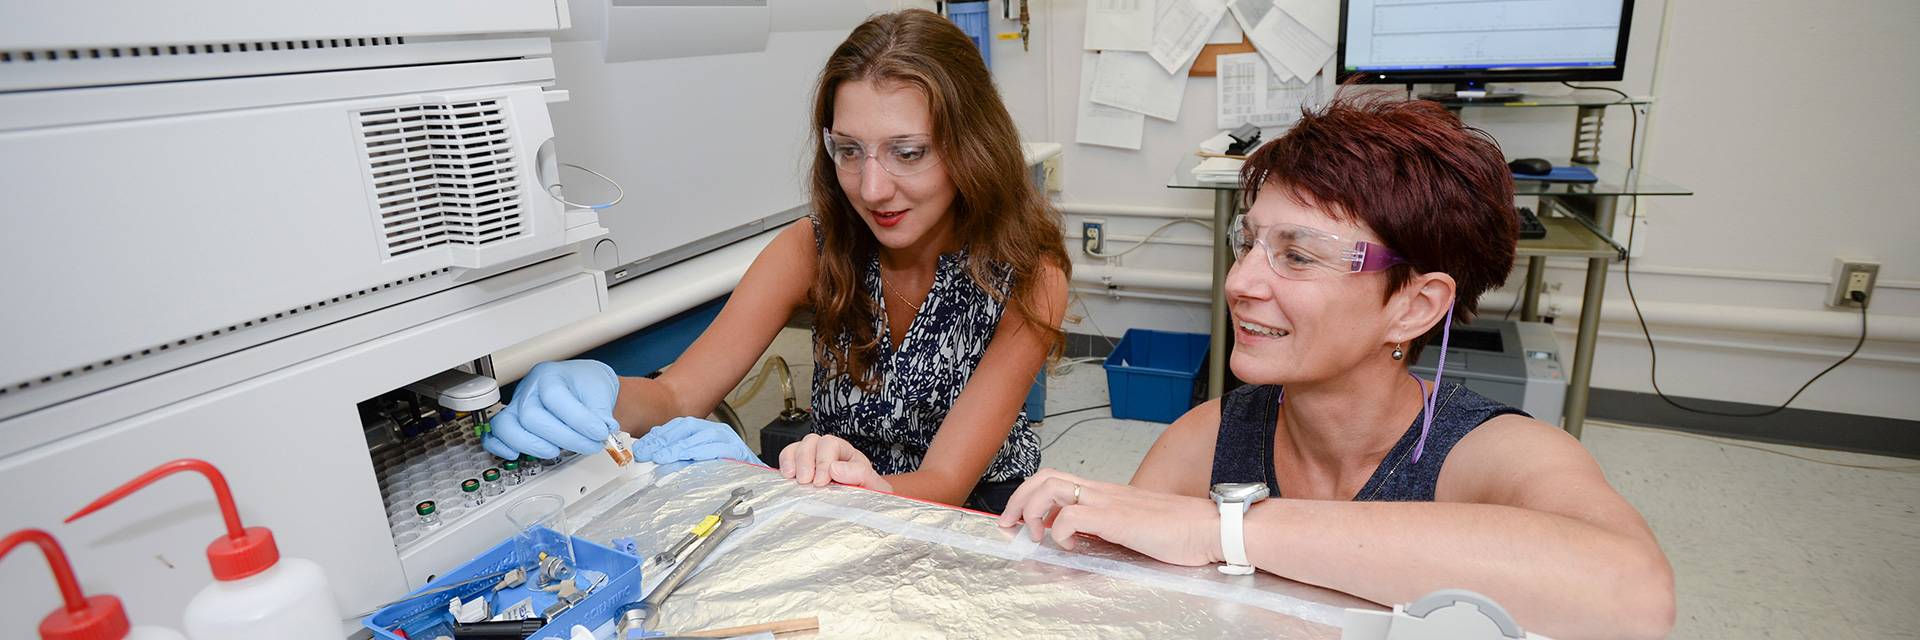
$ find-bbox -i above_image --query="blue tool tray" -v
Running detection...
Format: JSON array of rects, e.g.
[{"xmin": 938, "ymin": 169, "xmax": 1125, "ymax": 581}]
[{"xmin": 364, "ymin": 528, "xmax": 641, "ymax": 639}]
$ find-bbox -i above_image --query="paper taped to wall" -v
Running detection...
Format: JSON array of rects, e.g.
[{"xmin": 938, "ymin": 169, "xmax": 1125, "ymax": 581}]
[
  {"xmin": 1208, "ymin": 7, "xmax": 1246, "ymax": 44},
  {"xmin": 1237, "ymin": 0, "xmax": 1334, "ymax": 81},
  {"xmin": 1077, "ymin": 52, "xmax": 1147, "ymax": 149},
  {"xmin": 1216, "ymin": 52, "xmax": 1322, "ymax": 129},
  {"xmin": 1151, "ymin": 0, "xmax": 1229, "ymax": 74},
  {"xmin": 1091, "ymin": 50, "xmax": 1192, "ymax": 122},
  {"xmin": 1085, "ymin": 0, "xmax": 1155, "ymax": 52}
]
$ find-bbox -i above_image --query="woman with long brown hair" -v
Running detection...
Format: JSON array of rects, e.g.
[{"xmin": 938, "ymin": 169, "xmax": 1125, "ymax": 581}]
[{"xmin": 481, "ymin": 10, "xmax": 1069, "ymax": 513}]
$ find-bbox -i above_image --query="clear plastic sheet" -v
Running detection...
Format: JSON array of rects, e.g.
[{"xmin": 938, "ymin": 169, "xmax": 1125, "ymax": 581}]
[{"xmin": 570, "ymin": 461, "xmax": 1377, "ymax": 638}]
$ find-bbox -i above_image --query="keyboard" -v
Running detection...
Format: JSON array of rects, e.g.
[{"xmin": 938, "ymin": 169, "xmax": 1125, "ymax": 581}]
[{"xmin": 1517, "ymin": 206, "xmax": 1547, "ymax": 240}]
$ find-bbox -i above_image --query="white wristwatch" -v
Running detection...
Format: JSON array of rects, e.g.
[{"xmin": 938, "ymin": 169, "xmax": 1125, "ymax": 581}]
[{"xmin": 1209, "ymin": 482, "xmax": 1271, "ymax": 575}]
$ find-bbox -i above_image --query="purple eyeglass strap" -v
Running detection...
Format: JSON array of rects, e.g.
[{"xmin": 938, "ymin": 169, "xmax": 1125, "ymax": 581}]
[
  {"xmin": 1412, "ymin": 302, "xmax": 1457, "ymax": 463},
  {"xmin": 1354, "ymin": 242, "xmax": 1408, "ymax": 273}
]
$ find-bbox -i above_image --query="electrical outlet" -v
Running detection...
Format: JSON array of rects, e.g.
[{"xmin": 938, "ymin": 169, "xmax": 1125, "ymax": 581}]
[
  {"xmin": 1081, "ymin": 219, "xmax": 1105, "ymax": 255},
  {"xmin": 1829, "ymin": 259, "xmax": 1879, "ymax": 307}
]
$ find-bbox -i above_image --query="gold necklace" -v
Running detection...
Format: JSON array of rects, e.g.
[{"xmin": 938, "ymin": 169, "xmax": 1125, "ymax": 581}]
[{"xmin": 882, "ymin": 273, "xmax": 925, "ymax": 312}]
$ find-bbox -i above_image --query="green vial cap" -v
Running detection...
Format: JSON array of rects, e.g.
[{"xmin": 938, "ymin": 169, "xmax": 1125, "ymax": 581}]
[
  {"xmin": 483, "ymin": 468, "xmax": 501, "ymax": 482},
  {"xmin": 462, "ymin": 478, "xmax": 480, "ymax": 493},
  {"xmin": 503, "ymin": 460, "xmax": 520, "ymax": 471},
  {"xmin": 416, "ymin": 500, "xmax": 437, "ymax": 516}
]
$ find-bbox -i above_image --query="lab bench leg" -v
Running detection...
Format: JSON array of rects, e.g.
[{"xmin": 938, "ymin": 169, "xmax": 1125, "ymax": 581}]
[
  {"xmin": 1521, "ymin": 256, "xmax": 1546, "ymax": 322},
  {"xmin": 1209, "ymin": 190, "xmax": 1235, "ymax": 398},
  {"xmin": 1562, "ymin": 257, "xmax": 1610, "ymax": 439}
]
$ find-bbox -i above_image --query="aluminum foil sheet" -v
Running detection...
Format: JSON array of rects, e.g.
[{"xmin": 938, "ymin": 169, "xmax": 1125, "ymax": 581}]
[{"xmin": 569, "ymin": 461, "xmax": 1379, "ymax": 638}]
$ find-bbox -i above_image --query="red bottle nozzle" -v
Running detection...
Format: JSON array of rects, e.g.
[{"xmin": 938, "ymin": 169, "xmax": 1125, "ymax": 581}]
[
  {"xmin": 0, "ymin": 528, "xmax": 132, "ymax": 640},
  {"xmin": 66, "ymin": 458, "xmax": 280, "ymax": 581}
]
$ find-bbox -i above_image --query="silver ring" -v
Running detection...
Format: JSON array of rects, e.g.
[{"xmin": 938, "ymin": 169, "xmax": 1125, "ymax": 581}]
[{"xmin": 1072, "ymin": 483, "xmax": 1083, "ymax": 505}]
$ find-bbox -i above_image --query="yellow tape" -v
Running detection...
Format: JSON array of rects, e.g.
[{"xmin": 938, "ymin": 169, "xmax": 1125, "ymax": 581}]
[
  {"xmin": 691, "ymin": 514, "xmax": 720, "ymax": 537},
  {"xmin": 996, "ymin": 32, "xmax": 1021, "ymax": 40}
]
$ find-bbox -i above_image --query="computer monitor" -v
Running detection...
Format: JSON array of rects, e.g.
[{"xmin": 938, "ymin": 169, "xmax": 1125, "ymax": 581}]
[{"xmin": 1337, "ymin": 0, "xmax": 1635, "ymax": 101}]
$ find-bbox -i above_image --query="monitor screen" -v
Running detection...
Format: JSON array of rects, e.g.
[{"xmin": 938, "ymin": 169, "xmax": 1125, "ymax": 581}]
[{"xmin": 1340, "ymin": 0, "xmax": 1632, "ymax": 83}]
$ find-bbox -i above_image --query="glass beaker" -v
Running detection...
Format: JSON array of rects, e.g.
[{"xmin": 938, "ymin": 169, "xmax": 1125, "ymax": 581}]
[{"xmin": 504, "ymin": 494, "xmax": 575, "ymax": 582}]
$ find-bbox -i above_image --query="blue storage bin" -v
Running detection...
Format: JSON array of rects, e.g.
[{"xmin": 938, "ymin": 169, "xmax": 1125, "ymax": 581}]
[
  {"xmin": 364, "ymin": 528, "xmax": 641, "ymax": 639},
  {"xmin": 1103, "ymin": 329, "xmax": 1209, "ymax": 423}
]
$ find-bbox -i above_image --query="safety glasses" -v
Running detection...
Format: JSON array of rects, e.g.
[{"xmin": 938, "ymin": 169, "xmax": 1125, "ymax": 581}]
[
  {"xmin": 822, "ymin": 129, "xmax": 941, "ymax": 177},
  {"xmin": 1230, "ymin": 214, "xmax": 1407, "ymax": 280}
]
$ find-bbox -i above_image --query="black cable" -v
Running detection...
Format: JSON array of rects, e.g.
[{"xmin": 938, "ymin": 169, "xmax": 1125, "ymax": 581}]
[
  {"xmin": 1044, "ymin": 403, "xmax": 1110, "ymax": 419},
  {"xmin": 1564, "ymin": 82, "xmax": 1873, "ymax": 418},
  {"xmin": 1501, "ymin": 284, "xmax": 1524, "ymax": 321},
  {"xmin": 1041, "ymin": 414, "xmax": 1110, "ymax": 451}
]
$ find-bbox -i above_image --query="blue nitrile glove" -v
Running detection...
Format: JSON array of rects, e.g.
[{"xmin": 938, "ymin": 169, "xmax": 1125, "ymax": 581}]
[
  {"xmin": 631, "ymin": 417, "xmax": 765, "ymax": 466},
  {"xmin": 483, "ymin": 360, "xmax": 625, "ymax": 460}
]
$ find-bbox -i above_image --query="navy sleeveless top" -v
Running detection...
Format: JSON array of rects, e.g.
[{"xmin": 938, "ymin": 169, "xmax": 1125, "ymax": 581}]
[
  {"xmin": 1210, "ymin": 382, "xmax": 1527, "ymax": 501},
  {"xmin": 808, "ymin": 217, "xmax": 1041, "ymax": 483}
]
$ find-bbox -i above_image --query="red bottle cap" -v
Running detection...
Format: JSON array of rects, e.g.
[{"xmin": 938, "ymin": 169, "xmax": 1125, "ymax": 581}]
[
  {"xmin": 0, "ymin": 528, "xmax": 132, "ymax": 640},
  {"xmin": 67, "ymin": 459, "xmax": 280, "ymax": 581}
]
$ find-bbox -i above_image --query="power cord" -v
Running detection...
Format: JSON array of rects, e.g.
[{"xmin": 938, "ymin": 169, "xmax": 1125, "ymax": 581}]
[
  {"xmin": 1564, "ymin": 82, "xmax": 1873, "ymax": 418},
  {"xmin": 1041, "ymin": 414, "xmax": 1113, "ymax": 451},
  {"xmin": 1084, "ymin": 218, "xmax": 1212, "ymax": 259},
  {"xmin": 1067, "ymin": 292, "xmax": 1121, "ymax": 370},
  {"xmin": 1044, "ymin": 403, "xmax": 1110, "ymax": 419},
  {"xmin": 1050, "ymin": 356, "xmax": 1107, "ymax": 377}
]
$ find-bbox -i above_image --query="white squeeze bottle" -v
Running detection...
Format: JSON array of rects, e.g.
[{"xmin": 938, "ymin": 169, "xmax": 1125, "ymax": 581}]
[
  {"xmin": 0, "ymin": 527, "xmax": 188, "ymax": 640},
  {"xmin": 66, "ymin": 459, "xmax": 344, "ymax": 640}
]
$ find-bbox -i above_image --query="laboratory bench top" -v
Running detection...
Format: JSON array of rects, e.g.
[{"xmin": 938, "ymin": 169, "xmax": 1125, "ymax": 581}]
[{"xmin": 562, "ymin": 461, "xmax": 1375, "ymax": 638}]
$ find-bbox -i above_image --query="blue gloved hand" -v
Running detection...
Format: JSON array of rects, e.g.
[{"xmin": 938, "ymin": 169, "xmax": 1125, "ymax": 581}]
[
  {"xmin": 631, "ymin": 417, "xmax": 765, "ymax": 466},
  {"xmin": 483, "ymin": 360, "xmax": 625, "ymax": 460}
]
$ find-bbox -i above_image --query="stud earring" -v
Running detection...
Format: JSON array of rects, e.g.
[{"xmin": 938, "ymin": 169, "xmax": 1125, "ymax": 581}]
[{"xmin": 1391, "ymin": 343, "xmax": 1405, "ymax": 361}]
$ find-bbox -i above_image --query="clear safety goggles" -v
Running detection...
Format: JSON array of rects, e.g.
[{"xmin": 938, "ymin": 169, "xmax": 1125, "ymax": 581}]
[
  {"xmin": 1230, "ymin": 214, "xmax": 1408, "ymax": 280},
  {"xmin": 823, "ymin": 129, "xmax": 941, "ymax": 177}
]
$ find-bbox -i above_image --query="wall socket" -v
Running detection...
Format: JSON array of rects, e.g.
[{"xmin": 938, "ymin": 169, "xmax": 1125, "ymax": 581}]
[
  {"xmin": 1042, "ymin": 155, "xmax": 1063, "ymax": 193},
  {"xmin": 1829, "ymin": 259, "xmax": 1879, "ymax": 307},
  {"xmin": 1081, "ymin": 219, "xmax": 1105, "ymax": 255}
]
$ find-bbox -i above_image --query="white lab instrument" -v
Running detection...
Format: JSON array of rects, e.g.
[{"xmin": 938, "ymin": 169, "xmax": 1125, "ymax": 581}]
[
  {"xmin": 408, "ymin": 371, "xmax": 504, "ymax": 413},
  {"xmin": 0, "ymin": 2, "xmax": 923, "ymax": 637},
  {"xmin": 0, "ymin": 2, "xmax": 618, "ymax": 636},
  {"xmin": 1342, "ymin": 590, "xmax": 1551, "ymax": 640}
]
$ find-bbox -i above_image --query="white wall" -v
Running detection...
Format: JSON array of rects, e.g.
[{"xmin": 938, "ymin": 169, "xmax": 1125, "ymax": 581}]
[
  {"xmin": 985, "ymin": 0, "xmax": 1919, "ymax": 420},
  {"xmin": 1561, "ymin": 0, "xmax": 1920, "ymax": 419}
]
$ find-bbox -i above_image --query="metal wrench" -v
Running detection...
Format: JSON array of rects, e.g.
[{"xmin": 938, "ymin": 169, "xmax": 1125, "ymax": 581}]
[
  {"xmin": 650, "ymin": 487, "xmax": 751, "ymax": 569},
  {"xmin": 639, "ymin": 501, "xmax": 755, "ymax": 628}
]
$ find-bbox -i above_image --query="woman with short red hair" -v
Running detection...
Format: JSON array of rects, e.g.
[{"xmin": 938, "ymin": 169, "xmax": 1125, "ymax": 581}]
[{"xmin": 1000, "ymin": 96, "xmax": 1674, "ymax": 639}]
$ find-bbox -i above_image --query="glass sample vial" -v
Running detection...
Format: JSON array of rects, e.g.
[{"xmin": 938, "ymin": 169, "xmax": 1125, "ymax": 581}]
[
  {"xmin": 522, "ymin": 454, "xmax": 543, "ymax": 477},
  {"xmin": 502, "ymin": 460, "xmax": 523, "ymax": 486},
  {"xmin": 416, "ymin": 501, "xmax": 441, "ymax": 529},
  {"xmin": 461, "ymin": 478, "xmax": 484, "ymax": 507},
  {"xmin": 482, "ymin": 468, "xmax": 504, "ymax": 496},
  {"xmin": 604, "ymin": 434, "xmax": 633, "ymax": 467}
]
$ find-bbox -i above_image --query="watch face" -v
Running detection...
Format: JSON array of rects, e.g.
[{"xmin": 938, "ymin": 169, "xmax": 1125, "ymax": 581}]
[{"xmin": 1210, "ymin": 482, "xmax": 1270, "ymax": 503}]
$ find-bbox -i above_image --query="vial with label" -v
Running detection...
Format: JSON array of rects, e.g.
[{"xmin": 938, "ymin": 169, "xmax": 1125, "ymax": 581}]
[
  {"xmin": 482, "ymin": 468, "xmax": 504, "ymax": 496},
  {"xmin": 603, "ymin": 434, "xmax": 633, "ymax": 467},
  {"xmin": 522, "ymin": 455, "xmax": 543, "ymax": 477},
  {"xmin": 502, "ymin": 460, "xmax": 523, "ymax": 486},
  {"xmin": 461, "ymin": 478, "xmax": 483, "ymax": 507},
  {"xmin": 416, "ymin": 501, "xmax": 441, "ymax": 529}
]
